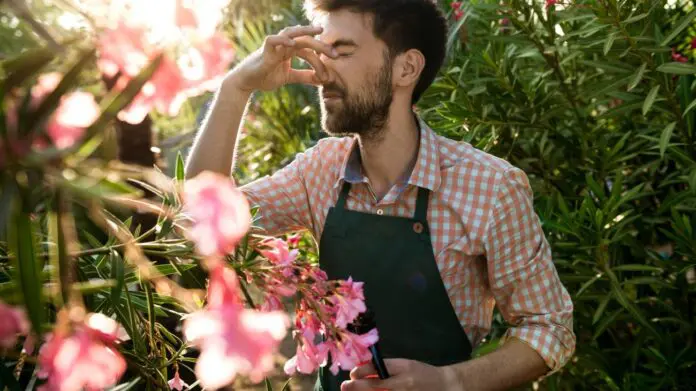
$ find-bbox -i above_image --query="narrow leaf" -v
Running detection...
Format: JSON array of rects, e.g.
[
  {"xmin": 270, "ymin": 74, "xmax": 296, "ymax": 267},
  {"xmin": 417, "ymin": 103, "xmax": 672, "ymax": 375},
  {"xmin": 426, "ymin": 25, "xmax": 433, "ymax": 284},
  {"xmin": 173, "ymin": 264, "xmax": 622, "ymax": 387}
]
[
  {"xmin": 656, "ymin": 62, "xmax": 696, "ymax": 75},
  {"xmin": 643, "ymin": 85, "xmax": 660, "ymax": 115},
  {"xmin": 604, "ymin": 33, "xmax": 617, "ymax": 55},
  {"xmin": 612, "ymin": 265, "xmax": 662, "ymax": 272},
  {"xmin": 593, "ymin": 293, "xmax": 612, "ymax": 324},
  {"xmin": 627, "ymin": 63, "xmax": 647, "ymax": 92},
  {"xmin": 8, "ymin": 196, "xmax": 45, "ymax": 336},
  {"xmin": 660, "ymin": 8, "xmax": 696, "ymax": 46},
  {"xmin": 110, "ymin": 250, "xmax": 125, "ymax": 303},
  {"xmin": 265, "ymin": 377, "xmax": 274, "ymax": 391},
  {"xmin": 281, "ymin": 379, "xmax": 292, "ymax": 391},
  {"xmin": 683, "ymin": 99, "xmax": 696, "ymax": 117},
  {"xmin": 0, "ymin": 47, "xmax": 54, "ymax": 98},
  {"xmin": 606, "ymin": 267, "xmax": 660, "ymax": 339},
  {"xmin": 175, "ymin": 151, "xmax": 185, "ymax": 182},
  {"xmin": 659, "ymin": 122, "xmax": 676, "ymax": 158}
]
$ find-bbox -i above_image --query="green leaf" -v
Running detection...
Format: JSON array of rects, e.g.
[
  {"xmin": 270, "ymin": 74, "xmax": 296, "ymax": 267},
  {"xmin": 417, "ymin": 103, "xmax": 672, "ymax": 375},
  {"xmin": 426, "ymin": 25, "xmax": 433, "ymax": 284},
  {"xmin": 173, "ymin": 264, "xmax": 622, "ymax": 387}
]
[
  {"xmin": 605, "ymin": 267, "xmax": 660, "ymax": 339},
  {"xmin": 660, "ymin": 8, "xmax": 696, "ymax": 46},
  {"xmin": 8, "ymin": 196, "xmax": 45, "ymax": 337},
  {"xmin": 623, "ymin": 12, "xmax": 648, "ymax": 24},
  {"xmin": 281, "ymin": 379, "xmax": 292, "ymax": 391},
  {"xmin": 603, "ymin": 33, "xmax": 617, "ymax": 55},
  {"xmin": 0, "ymin": 359, "xmax": 21, "ymax": 391},
  {"xmin": 123, "ymin": 264, "xmax": 196, "ymax": 285},
  {"xmin": 107, "ymin": 377, "xmax": 142, "ymax": 390},
  {"xmin": 683, "ymin": 99, "xmax": 696, "ymax": 117},
  {"xmin": 593, "ymin": 293, "xmax": 612, "ymax": 324},
  {"xmin": 593, "ymin": 308, "xmax": 622, "ymax": 340},
  {"xmin": 72, "ymin": 279, "xmax": 117, "ymax": 294},
  {"xmin": 110, "ymin": 250, "xmax": 125, "ymax": 303},
  {"xmin": 656, "ymin": 62, "xmax": 696, "ymax": 75},
  {"xmin": 612, "ymin": 265, "xmax": 662, "ymax": 272},
  {"xmin": 47, "ymin": 210, "xmax": 70, "ymax": 306},
  {"xmin": 175, "ymin": 151, "xmax": 185, "ymax": 182},
  {"xmin": 643, "ymin": 85, "xmax": 660, "ymax": 115},
  {"xmin": 265, "ymin": 377, "xmax": 274, "ymax": 391},
  {"xmin": 0, "ymin": 47, "xmax": 54, "ymax": 98},
  {"xmin": 659, "ymin": 122, "xmax": 676, "ymax": 158},
  {"xmin": 627, "ymin": 63, "xmax": 647, "ymax": 92}
]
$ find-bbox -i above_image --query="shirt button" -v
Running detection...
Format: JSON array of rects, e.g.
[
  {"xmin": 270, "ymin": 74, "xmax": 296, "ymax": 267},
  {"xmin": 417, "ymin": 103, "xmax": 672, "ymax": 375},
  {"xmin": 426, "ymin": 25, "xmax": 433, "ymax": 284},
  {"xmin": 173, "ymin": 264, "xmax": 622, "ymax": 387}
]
[{"xmin": 376, "ymin": 209, "xmax": 384, "ymax": 215}]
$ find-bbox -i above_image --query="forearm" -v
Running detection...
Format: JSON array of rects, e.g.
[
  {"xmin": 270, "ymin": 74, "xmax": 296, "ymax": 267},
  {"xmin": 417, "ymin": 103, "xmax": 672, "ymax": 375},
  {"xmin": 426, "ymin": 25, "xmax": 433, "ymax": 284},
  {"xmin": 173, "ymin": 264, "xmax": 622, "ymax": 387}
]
[
  {"xmin": 185, "ymin": 75, "xmax": 253, "ymax": 179},
  {"xmin": 442, "ymin": 338, "xmax": 549, "ymax": 391}
]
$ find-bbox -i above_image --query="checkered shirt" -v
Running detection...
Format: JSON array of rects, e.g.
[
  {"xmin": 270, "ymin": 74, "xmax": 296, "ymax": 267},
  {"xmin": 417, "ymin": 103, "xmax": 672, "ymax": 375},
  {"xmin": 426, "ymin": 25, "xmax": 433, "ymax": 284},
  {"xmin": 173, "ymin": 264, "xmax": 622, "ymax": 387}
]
[{"xmin": 240, "ymin": 118, "xmax": 576, "ymax": 373}]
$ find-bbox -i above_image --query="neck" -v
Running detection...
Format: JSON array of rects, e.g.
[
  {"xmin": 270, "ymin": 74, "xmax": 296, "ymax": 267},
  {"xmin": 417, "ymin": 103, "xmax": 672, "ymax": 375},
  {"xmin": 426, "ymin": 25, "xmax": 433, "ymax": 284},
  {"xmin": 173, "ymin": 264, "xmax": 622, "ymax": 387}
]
[{"xmin": 357, "ymin": 101, "xmax": 420, "ymax": 199}]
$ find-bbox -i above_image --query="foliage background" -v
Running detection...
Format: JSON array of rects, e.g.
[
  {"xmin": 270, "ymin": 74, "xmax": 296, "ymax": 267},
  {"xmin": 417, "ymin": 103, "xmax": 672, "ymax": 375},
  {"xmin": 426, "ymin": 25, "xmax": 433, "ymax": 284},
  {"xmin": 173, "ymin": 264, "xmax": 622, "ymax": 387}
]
[{"xmin": 2, "ymin": 0, "xmax": 696, "ymax": 389}]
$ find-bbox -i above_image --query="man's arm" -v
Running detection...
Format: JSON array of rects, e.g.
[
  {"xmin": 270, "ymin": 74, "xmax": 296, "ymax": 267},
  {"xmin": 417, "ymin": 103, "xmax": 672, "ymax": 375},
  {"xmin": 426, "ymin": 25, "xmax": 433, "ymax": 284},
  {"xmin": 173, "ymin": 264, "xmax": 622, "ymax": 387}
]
[
  {"xmin": 185, "ymin": 77, "xmax": 251, "ymax": 178},
  {"xmin": 184, "ymin": 25, "xmax": 335, "ymax": 179}
]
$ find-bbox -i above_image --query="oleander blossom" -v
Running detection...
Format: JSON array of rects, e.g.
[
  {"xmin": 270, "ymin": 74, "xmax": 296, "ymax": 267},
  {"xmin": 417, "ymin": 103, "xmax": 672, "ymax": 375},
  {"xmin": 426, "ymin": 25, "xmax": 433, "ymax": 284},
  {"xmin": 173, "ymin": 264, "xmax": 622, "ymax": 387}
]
[
  {"xmin": 0, "ymin": 301, "xmax": 29, "ymax": 349},
  {"xmin": 36, "ymin": 314, "xmax": 127, "ymax": 391},
  {"xmin": 92, "ymin": 0, "xmax": 235, "ymax": 124},
  {"xmin": 182, "ymin": 171, "xmax": 251, "ymax": 258},
  {"xmin": 183, "ymin": 266, "xmax": 289, "ymax": 389},
  {"xmin": 331, "ymin": 277, "xmax": 367, "ymax": 329},
  {"xmin": 168, "ymin": 370, "xmax": 189, "ymax": 390}
]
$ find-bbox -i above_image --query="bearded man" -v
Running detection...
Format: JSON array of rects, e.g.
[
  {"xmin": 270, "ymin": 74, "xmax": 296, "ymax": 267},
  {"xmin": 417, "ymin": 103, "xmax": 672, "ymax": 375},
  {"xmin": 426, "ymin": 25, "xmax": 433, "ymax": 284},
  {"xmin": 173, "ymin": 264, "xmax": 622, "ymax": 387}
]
[{"xmin": 186, "ymin": 1, "xmax": 575, "ymax": 390}]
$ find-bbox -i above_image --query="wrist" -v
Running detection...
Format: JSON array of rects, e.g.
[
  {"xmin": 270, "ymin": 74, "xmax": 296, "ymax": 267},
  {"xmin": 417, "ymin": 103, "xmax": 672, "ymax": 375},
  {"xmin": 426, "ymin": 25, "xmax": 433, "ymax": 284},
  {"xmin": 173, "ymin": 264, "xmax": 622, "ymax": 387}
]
[
  {"xmin": 440, "ymin": 364, "xmax": 465, "ymax": 391},
  {"xmin": 221, "ymin": 71, "xmax": 254, "ymax": 97}
]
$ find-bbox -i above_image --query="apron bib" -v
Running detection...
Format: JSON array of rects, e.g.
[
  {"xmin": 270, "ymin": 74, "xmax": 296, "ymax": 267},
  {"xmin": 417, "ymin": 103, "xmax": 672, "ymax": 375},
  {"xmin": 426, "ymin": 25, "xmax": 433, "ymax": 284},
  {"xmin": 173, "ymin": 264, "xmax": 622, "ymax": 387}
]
[{"xmin": 314, "ymin": 182, "xmax": 472, "ymax": 391}]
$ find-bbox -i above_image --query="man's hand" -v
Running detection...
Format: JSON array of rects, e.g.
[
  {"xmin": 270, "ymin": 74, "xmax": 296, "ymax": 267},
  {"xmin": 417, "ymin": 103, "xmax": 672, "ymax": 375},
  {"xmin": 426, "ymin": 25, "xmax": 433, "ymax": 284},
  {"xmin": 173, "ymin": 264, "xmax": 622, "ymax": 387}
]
[
  {"xmin": 226, "ymin": 25, "xmax": 339, "ymax": 93},
  {"xmin": 341, "ymin": 359, "xmax": 455, "ymax": 391}
]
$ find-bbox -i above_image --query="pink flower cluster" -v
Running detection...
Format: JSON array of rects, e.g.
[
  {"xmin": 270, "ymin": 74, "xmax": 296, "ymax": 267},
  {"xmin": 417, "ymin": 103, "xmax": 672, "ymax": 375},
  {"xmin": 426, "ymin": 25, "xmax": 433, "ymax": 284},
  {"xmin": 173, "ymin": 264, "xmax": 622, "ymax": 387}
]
[
  {"xmin": 37, "ymin": 313, "xmax": 127, "ymax": 391},
  {"xmin": 0, "ymin": 301, "xmax": 29, "ymax": 349},
  {"xmin": 182, "ymin": 266, "xmax": 289, "ymax": 389},
  {"xmin": 451, "ymin": 1, "xmax": 464, "ymax": 21},
  {"xmin": 92, "ymin": 0, "xmax": 235, "ymax": 124}
]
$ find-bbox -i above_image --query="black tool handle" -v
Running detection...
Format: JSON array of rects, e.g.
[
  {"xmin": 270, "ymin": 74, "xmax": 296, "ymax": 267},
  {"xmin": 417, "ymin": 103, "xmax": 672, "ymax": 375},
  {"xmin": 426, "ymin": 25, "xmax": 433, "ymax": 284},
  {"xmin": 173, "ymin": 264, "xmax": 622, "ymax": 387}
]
[{"xmin": 369, "ymin": 344, "xmax": 390, "ymax": 379}]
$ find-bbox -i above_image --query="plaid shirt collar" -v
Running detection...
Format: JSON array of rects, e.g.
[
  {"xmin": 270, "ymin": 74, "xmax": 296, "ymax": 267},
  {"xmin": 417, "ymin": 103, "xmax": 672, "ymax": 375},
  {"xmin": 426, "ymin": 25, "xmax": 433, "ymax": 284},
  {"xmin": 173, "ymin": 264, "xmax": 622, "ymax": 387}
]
[{"xmin": 334, "ymin": 116, "xmax": 442, "ymax": 193}]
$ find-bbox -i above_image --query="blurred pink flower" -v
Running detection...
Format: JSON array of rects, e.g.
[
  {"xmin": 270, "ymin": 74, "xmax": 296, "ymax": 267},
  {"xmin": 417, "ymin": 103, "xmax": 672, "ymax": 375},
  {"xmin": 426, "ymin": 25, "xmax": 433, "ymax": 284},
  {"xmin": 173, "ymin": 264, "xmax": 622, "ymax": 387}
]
[
  {"xmin": 284, "ymin": 335, "xmax": 329, "ymax": 375},
  {"xmin": 94, "ymin": 2, "xmax": 235, "ymax": 124},
  {"xmin": 168, "ymin": 370, "xmax": 189, "ymax": 390},
  {"xmin": 546, "ymin": 0, "xmax": 557, "ymax": 8},
  {"xmin": 330, "ymin": 277, "xmax": 366, "ymax": 329},
  {"xmin": 0, "ymin": 301, "xmax": 29, "ymax": 349},
  {"xmin": 183, "ymin": 267, "xmax": 289, "ymax": 389},
  {"xmin": 47, "ymin": 92, "xmax": 100, "ymax": 149},
  {"xmin": 183, "ymin": 171, "xmax": 251, "ymax": 258},
  {"xmin": 37, "ymin": 315, "xmax": 126, "ymax": 391},
  {"xmin": 691, "ymin": 37, "xmax": 696, "ymax": 49},
  {"xmin": 672, "ymin": 48, "xmax": 688, "ymax": 63},
  {"xmin": 287, "ymin": 233, "xmax": 301, "ymax": 247}
]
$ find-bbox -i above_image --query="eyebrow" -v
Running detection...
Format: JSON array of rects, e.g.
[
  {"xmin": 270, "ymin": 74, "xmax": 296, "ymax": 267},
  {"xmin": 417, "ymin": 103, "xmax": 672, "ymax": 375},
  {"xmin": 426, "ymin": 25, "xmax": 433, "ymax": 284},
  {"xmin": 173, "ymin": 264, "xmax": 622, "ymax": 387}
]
[{"xmin": 330, "ymin": 39, "xmax": 358, "ymax": 48}]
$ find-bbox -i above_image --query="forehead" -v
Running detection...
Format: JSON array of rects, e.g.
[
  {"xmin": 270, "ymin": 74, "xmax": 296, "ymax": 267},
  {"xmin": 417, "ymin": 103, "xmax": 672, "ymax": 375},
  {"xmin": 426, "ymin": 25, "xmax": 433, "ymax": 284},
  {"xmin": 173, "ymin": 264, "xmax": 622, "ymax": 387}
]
[{"xmin": 314, "ymin": 9, "xmax": 379, "ymax": 46}]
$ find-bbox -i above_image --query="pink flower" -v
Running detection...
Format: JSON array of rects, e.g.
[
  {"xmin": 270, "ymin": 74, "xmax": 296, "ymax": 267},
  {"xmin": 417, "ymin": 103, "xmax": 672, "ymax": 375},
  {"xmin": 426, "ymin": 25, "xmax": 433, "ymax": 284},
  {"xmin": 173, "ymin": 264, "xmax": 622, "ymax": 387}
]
[
  {"xmin": 287, "ymin": 233, "xmax": 301, "ymax": 248},
  {"xmin": 183, "ymin": 267, "xmax": 289, "ymax": 389},
  {"xmin": 0, "ymin": 301, "xmax": 29, "ymax": 349},
  {"xmin": 260, "ymin": 294, "xmax": 283, "ymax": 312},
  {"xmin": 454, "ymin": 9, "xmax": 464, "ymax": 21},
  {"xmin": 672, "ymin": 48, "xmax": 688, "ymax": 63},
  {"xmin": 450, "ymin": 1, "xmax": 462, "ymax": 9},
  {"xmin": 259, "ymin": 238, "xmax": 298, "ymax": 267},
  {"xmin": 37, "ymin": 315, "xmax": 126, "ymax": 391},
  {"xmin": 330, "ymin": 277, "xmax": 367, "ymax": 328},
  {"xmin": 326, "ymin": 329, "xmax": 378, "ymax": 375},
  {"xmin": 545, "ymin": 0, "xmax": 557, "ymax": 8},
  {"xmin": 168, "ymin": 370, "xmax": 189, "ymax": 390},
  {"xmin": 284, "ymin": 335, "xmax": 328, "ymax": 375},
  {"xmin": 183, "ymin": 171, "xmax": 251, "ymax": 258},
  {"xmin": 47, "ymin": 92, "xmax": 100, "ymax": 149},
  {"xmin": 691, "ymin": 37, "xmax": 696, "ymax": 50}
]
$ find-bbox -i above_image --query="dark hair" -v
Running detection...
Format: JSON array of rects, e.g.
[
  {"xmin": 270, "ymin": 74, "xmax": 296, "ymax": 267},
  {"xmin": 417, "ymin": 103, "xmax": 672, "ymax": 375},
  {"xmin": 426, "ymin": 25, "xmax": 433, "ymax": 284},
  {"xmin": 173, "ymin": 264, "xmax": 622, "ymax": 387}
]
[{"xmin": 304, "ymin": 0, "xmax": 448, "ymax": 104}]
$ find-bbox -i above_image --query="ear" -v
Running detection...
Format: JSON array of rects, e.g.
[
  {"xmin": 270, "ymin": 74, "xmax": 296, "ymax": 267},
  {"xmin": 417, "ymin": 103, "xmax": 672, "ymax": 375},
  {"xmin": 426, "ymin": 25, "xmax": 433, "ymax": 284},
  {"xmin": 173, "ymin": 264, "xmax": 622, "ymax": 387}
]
[{"xmin": 393, "ymin": 49, "xmax": 425, "ymax": 88}]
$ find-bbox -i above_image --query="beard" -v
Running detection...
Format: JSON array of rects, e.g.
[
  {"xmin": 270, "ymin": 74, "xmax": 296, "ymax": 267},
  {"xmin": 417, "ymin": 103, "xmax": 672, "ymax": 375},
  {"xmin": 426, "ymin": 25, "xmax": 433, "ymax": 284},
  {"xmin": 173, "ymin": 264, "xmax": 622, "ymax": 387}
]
[{"xmin": 319, "ymin": 56, "xmax": 393, "ymax": 142}]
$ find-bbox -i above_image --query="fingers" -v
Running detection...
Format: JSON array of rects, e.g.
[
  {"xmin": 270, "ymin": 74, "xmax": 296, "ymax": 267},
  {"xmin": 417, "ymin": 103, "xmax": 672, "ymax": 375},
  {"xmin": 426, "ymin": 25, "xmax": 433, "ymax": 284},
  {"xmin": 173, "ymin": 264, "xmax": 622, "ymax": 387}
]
[
  {"xmin": 279, "ymin": 24, "xmax": 322, "ymax": 39},
  {"xmin": 350, "ymin": 362, "xmax": 376, "ymax": 380},
  {"xmin": 293, "ymin": 36, "xmax": 338, "ymax": 58},
  {"xmin": 287, "ymin": 69, "xmax": 321, "ymax": 86},
  {"xmin": 263, "ymin": 35, "xmax": 296, "ymax": 51},
  {"xmin": 295, "ymin": 49, "xmax": 329, "ymax": 81}
]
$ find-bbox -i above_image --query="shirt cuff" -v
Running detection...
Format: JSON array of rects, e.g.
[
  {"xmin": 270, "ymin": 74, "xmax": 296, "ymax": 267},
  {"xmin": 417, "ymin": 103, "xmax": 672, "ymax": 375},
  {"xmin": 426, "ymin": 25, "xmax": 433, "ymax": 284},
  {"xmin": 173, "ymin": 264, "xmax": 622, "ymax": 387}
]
[{"xmin": 501, "ymin": 324, "xmax": 576, "ymax": 376}]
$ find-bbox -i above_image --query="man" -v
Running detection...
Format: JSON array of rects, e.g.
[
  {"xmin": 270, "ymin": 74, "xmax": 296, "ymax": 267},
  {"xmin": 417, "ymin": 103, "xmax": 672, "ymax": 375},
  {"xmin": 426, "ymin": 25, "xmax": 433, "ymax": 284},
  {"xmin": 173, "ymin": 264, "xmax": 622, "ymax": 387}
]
[{"xmin": 185, "ymin": 1, "xmax": 575, "ymax": 390}]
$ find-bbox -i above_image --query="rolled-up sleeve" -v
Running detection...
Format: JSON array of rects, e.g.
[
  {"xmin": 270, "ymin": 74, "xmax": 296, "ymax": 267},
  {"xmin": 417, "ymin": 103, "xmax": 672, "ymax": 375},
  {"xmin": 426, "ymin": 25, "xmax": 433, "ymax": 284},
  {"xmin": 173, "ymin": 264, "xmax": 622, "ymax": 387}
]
[
  {"xmin": 239, "ymin": 144, "xmax": 318, "ymax": 237},
  {"xmin": 482, "ymin": 167, "xmax": 575, "ymax": 373}
]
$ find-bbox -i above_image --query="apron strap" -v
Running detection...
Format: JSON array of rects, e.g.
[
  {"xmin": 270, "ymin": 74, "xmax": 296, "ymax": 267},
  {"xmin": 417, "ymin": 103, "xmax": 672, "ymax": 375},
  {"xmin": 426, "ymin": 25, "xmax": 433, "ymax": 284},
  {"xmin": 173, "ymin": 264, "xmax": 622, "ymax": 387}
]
[
  {"xmin": 414, "ymin": 187, "xmax": 430, "ymax": 222},
  {"xmin": 336, "ymin": 181, "xmax": 352, "ymax": 210}
]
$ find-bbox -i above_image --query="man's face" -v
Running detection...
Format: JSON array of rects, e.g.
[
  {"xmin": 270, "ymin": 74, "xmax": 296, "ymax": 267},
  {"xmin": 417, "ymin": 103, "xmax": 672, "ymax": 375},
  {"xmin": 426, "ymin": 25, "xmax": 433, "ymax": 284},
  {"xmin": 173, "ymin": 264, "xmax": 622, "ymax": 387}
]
[{"xmin": 315, "ymin": 10, "xmax": 394, "ymax": 141}]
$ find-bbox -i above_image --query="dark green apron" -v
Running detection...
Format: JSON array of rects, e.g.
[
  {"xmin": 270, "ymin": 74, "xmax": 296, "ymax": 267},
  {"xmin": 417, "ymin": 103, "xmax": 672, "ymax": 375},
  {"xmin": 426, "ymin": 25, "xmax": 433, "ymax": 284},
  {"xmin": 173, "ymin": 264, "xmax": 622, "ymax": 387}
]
[{"xmin": 314, "ymin": 182, "xmax": 473, "ymax": 391}]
